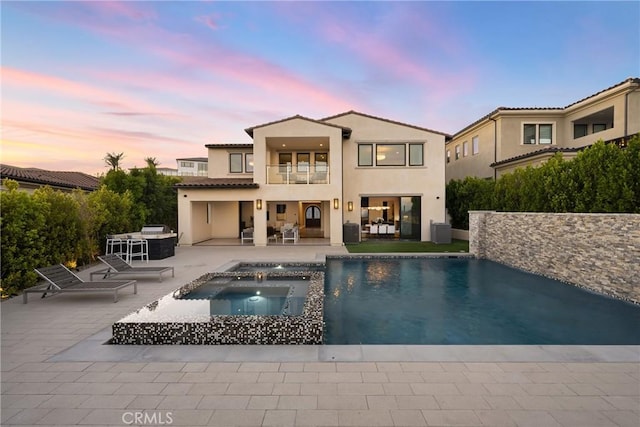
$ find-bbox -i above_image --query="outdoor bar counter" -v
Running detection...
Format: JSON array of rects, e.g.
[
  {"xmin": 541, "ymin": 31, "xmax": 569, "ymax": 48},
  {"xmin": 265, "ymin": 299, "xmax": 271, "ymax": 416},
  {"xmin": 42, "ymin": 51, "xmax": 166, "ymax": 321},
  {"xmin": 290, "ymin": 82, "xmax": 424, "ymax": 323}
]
[{"xmin": 114, "ymin": 231, "xmax": 177, "ymax": 260}]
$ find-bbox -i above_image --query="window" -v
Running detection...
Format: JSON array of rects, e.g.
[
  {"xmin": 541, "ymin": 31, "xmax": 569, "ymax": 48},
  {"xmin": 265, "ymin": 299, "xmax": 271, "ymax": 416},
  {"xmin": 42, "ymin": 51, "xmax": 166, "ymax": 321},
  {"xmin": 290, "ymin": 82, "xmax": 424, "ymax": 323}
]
[
  {"xmin": 245, "ymin": 154, "xmax": 254, "ymax": 173},
  {"xmin": 523, "ymin": 123, "xmax": 553, "ymax": 145},
  {"xmin": 229, "ymin": 153, "xmax": 243, "ymax": 173},
  {"xmin": 446, "ymin": 149, "xmax": 451, "ymax": 163},
  {"xmin": 376, "ymin": 144, "xmax": 405, "ymax": 166},
  {"xmin": 409, "ymin": 144, "xmax": 423, "ymax": 166},
  {"xmin": 197, "ymin": 162, "xmax": 208, "ymax": 175},
  {"xmin": 574, "ymin": 124, "xmax": 588, "ymax": 139},
  {"xmin": 315, "ymin": 153, "xmax": 328, "ymax": 172},
  {"xmin": 463, "ymin": 141, "xmax": 469, "ymax": 157},
  {"xmin": 455, "ymin": 145, "xmax": 460, "ymax": 160},
  {"xmin": 180, "ymin": 161, "xmax": 194, "ymax": 168},
  {"xmin": 472, "ymin": 136, "xmax": 479, "ymax": 155},
  {"xmin": 593, "ymin": 123, "xmax": 607, "ymax": 133},
  {"xmin": 539, "ymin": 124, "xmax": 552, "ymax": 144},
  {"xmin": 297, "ymin": 153, "xmax": 310, "ymax": 172},
  {"xmin": 358, "ymin": 144, "xmax": 373, "ymax": 166},
  {"xmin": 523, "ymin": 124, "xmax": 537, "ymax": 144},
  {"xmin": 279, "ymin": 153, "xmax": 292, "ymax": 173}
]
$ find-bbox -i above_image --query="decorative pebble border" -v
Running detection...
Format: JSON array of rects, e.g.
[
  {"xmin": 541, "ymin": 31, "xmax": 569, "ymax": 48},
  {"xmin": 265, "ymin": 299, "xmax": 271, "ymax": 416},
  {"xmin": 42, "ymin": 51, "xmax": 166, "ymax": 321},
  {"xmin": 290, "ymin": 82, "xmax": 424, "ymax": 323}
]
[{"xmin": 112, "ymin": 270, "xmax": 324, "ymax": 345}]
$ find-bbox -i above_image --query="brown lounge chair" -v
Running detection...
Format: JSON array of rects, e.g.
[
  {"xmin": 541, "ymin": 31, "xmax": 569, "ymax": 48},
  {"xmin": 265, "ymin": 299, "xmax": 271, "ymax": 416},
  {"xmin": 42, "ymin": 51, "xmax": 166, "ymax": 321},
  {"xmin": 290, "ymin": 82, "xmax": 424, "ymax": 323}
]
[
  {"xmin": 92, "ymin": 254, "xmax": 174, "ymax": 282},
  {"xmin": 24, "ymin": 264, "xmax": 137, "ymax": 303}
]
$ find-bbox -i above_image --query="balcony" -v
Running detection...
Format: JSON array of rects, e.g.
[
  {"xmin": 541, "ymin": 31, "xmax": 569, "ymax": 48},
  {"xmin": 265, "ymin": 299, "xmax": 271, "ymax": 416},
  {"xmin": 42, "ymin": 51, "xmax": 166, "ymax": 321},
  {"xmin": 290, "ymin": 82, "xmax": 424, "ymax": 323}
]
[{"xmin": 266, "ymin": 164, "xmax": 329, "ymax": 184}]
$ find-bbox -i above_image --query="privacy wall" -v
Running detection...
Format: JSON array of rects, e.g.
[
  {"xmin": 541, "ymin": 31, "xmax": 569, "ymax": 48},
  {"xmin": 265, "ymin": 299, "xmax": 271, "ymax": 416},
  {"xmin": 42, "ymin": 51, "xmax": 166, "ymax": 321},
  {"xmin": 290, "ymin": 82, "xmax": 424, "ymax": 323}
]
[{"xmin": 469, "ymin": 211, "xmax": 640, "ymax": 304}]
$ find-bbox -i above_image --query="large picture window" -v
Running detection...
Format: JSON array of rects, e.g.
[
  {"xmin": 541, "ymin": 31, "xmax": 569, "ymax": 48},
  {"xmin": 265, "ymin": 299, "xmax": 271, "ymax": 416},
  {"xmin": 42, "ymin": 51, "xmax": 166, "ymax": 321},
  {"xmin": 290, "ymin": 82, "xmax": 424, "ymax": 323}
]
[
  {"xmin": 376, "ymin": 144, "xmax": 405, "ymax": 166},
  {"xmin": 358, "ymin": 144, "xmax": 373, "ymax": 166},
  {"xmin": 409, "ymin": 144, "xmax": 423, "ymax": 166}
]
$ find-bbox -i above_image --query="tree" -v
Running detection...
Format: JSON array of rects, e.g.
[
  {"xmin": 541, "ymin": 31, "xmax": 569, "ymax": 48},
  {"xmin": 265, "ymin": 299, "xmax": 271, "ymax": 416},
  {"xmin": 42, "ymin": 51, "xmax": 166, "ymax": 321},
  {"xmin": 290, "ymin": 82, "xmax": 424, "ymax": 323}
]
[
  {"xmin": 104, "ymin": 152, "xmax": 125, "ymax": 170},
  {"xmin": 145, "ymin": 157, "xmax": 159, "ymax": 168}
]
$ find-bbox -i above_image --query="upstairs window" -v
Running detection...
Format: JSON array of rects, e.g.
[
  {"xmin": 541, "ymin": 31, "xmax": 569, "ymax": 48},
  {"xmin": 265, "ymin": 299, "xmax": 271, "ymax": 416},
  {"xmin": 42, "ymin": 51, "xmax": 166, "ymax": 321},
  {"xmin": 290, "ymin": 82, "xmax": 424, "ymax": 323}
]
[
  {"xmin": 463, "ymin": 141, "xmax": 469, "ymax": 157},
  {"xmin": 593, "ymin": 123, "xmax": 607, "ymax": 133},
  {"xmin": 523, "ymin": 123, "xmax": 553, "ymax": 145},
  {"xmin": 446, "ymin": 149, "xmax": 451, "ymax": 163},
  {"xmin": 455, "ymin": 145, "xmax": 460, "ymax": 160},
  {"xmin": 245, "ymin": 154, "xmax": 254, "ymax": 173},
  {"xmin": 574, "ymin": 124, "xmax": 588, "ymax": 139},
  {"xmin": 472, "ymin": 136, "xmax": 479, "ymax": 155},
  {"xmin": 358, "ymin": 144, "xmax": 373, "ymax": 166},
  {"xmin": 409, "ymin": 144, "xmax": 423, "ymax": 166},
  {"xmin": 229, "ymin": 153, "xmax": 243, "ymax": 173},
  {"xmin": 376, "ymin": 144, "xmax": 406, "ymax": 166}
]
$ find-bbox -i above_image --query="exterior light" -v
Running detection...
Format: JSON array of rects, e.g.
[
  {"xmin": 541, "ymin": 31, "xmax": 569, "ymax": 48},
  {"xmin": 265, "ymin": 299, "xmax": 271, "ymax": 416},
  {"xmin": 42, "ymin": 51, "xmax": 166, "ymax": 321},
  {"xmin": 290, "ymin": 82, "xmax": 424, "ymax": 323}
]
[
  {"xmin": 333, "ymin": 198, "xmax": 339, "ymax": 209},
  {"xmin": 347, "ymin": 201, "xmax": 353, "ymax": 211},
  {"xmin": 256, "ymin": 199, "xmax": 262, "ymax": 210}
]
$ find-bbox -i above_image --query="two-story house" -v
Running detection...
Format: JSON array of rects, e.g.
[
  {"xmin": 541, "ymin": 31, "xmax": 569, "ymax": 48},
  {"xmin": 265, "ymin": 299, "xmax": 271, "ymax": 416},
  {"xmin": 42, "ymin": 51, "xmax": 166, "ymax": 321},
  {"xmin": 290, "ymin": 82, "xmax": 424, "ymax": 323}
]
[
  {"xmin": 446, "ymin": 77, "xmax": 640, "ymax": 181},
  {"xmin": 176, "ymin": 111, "xmax": 450, "ymax": 246}
]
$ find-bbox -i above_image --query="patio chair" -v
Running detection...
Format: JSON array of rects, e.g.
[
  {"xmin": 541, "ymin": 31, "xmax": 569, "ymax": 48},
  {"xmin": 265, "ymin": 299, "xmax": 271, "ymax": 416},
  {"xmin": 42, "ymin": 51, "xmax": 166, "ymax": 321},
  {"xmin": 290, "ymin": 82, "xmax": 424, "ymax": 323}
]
[
  {"xmin": 241, "ymin": 228, "xmax": 254, "ymax": 244},
  {"xmin": 25, "ymin": 264, "xmax": 137, "ymax": 304},
  {"xmin": 93, "ymin": 254, "xmax": 174, "ymax": 282}
]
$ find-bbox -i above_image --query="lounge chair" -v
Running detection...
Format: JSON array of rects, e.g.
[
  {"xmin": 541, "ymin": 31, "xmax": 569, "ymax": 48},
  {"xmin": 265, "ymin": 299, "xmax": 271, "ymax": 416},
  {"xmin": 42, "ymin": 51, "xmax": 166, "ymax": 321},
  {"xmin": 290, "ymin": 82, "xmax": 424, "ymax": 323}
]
[
  {"xmin": 92, "ymin": 254, "xmax": 174, "ymax": 282},
  {"xmin": 24, "ymin": 264, "xmax": 137, "ymax": 303}
]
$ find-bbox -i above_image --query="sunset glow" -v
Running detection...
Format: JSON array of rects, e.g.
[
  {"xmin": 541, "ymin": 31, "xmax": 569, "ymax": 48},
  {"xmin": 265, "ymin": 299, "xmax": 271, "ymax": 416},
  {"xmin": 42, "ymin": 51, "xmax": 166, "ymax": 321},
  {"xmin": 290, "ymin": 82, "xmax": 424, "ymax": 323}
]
[{"xmin": 2, "ymin": 1, "xmax": 638, "ymax": 175}]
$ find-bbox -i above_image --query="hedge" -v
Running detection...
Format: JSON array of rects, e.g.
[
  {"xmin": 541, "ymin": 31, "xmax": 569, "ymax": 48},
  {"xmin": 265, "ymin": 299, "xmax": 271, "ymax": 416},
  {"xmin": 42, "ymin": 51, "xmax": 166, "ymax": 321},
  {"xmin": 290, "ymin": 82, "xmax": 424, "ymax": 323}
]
[{"xmin": 447, "ymin": 136, "xmax": 640, "ymax": 229}]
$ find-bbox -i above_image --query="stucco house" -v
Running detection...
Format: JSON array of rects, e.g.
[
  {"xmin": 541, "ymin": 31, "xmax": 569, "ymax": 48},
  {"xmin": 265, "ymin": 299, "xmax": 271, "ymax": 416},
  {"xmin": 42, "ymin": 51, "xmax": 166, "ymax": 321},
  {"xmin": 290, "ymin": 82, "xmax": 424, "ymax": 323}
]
[
  {"xmin": 176, "ymin": 111, "xmax": 450, "ymax": 246},
  {"xmin": 446, "ymin": 77, "xmax": 640, "ymax": 181}
]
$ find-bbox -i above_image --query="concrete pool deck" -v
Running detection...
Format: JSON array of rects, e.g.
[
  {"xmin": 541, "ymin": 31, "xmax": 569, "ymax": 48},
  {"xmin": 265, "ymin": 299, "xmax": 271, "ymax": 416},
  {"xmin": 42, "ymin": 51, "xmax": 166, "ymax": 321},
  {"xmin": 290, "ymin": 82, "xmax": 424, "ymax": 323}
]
[{"xmin": 2, "ymin": 245, "xmax": 638, "ymax": 426}]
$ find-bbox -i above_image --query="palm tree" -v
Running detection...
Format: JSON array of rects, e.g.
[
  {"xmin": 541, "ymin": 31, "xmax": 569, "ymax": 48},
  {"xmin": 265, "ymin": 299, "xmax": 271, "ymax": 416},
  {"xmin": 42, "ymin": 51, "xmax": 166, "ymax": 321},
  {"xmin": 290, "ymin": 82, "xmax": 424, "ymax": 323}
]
[
  {"xmin": 145, "ymin": 157, "xmax": 159, "ymax": 169},
  {"xmin": 104, "ymin": 152, "xmax": 125, "ymax": 170}
]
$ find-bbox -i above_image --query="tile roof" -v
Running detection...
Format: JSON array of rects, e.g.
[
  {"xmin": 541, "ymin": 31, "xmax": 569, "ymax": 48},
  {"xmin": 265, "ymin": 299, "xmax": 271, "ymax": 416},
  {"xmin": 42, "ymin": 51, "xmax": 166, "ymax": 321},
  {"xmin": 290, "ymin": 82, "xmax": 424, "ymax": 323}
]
[
  {"xmin": 174, "ymin": 177, "xmax": 259, "ymax": 189},
  {"xmin": 244, "ymin": 115, "xmax": 352, "ymax": 138},
  {"xmin": 322, "ymin": 110, "xmax": 452, "ymax": 138},
  {"xmin": 0, "ymin": 164, "xmax": 100, "ymax": 191},
  {"xmin": 490, "ymin": 147, "xmax": 585, "ymax": 167},
  {"xmin": 204, "ymin": 143, "xmax": 254, "ymax": 149},
  {"xmin": 176, "ymin": 157, "xmax": 208, "ymax": 161}
]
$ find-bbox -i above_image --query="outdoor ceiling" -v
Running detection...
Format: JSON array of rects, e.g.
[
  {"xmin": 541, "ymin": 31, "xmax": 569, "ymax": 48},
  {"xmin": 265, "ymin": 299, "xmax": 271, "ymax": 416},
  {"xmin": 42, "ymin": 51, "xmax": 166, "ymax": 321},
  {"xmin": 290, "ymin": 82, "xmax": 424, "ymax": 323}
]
[{"xmin": 265, "ymin": 136, "xmax": 329, "ymax": 151}]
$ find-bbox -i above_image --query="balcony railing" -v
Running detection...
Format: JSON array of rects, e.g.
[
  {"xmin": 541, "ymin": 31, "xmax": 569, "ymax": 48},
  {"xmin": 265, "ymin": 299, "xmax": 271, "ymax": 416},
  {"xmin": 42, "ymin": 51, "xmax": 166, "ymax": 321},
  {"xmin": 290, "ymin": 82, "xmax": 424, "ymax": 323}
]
[{"xmin": 266, "ymin": 164, "xmax": 329, "ymax": 184}]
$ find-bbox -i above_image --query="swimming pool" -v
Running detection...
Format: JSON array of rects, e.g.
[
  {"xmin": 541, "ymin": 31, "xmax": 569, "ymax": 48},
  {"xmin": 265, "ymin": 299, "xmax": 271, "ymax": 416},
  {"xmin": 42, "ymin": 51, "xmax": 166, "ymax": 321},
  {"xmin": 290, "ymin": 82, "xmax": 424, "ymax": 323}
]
[{"xmin": 324, "ymin": 257, "xmax": 640, "ymax": 345}]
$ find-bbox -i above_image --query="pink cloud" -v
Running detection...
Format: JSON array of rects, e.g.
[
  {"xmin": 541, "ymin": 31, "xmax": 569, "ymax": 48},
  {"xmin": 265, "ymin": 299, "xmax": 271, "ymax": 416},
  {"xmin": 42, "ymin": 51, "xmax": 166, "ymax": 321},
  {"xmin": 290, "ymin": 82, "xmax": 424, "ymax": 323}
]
[{"xmin": 195, "ymin": 14, "xmax": 222, "ymax": 31}]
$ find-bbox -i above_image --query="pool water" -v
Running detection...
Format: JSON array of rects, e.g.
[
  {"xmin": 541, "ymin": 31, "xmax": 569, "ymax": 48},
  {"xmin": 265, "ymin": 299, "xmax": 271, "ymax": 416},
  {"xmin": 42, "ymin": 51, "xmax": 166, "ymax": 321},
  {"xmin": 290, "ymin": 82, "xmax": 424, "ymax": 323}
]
[
  {"xmin": 178, "ymin": 277, "xmax": 309, "ymax": 315},
  {"xmin": 324, "ymin": 258, "xmax": 640, "ymax": 344}
]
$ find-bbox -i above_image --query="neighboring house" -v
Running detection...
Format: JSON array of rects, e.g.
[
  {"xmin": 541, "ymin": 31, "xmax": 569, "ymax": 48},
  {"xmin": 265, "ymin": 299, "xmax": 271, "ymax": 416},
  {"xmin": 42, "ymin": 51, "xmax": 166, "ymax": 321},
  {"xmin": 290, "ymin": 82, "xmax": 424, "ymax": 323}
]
[
  {"xmin": 0, "ymin": 164, "xmax": 99, "ymax": 193},
  {"xmin": 157, "ymin": 167, "xmax": 179, "ymax": 176},
  {"xmin": 176, "ymin": 157, "xmax": 208, "ymax": 176},
  {"xmin": 446, "ymin": 77, "xmax": 640, "ymax": 181},
  {"xmin": 176, "ymin": 111, "xmax": 450, "ymax": 246}
]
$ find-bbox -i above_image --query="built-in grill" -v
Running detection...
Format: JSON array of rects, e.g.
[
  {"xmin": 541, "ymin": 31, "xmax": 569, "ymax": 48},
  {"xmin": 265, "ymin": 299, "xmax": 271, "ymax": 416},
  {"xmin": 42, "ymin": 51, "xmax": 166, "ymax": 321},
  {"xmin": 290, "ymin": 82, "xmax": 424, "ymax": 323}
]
[
  {"xmin": 139, "ymin": 224, "xmax": 176, "ymax": 259},
  {"xmin": 141, "ymin": 224, "xmax": 171, "ymax": 235}
]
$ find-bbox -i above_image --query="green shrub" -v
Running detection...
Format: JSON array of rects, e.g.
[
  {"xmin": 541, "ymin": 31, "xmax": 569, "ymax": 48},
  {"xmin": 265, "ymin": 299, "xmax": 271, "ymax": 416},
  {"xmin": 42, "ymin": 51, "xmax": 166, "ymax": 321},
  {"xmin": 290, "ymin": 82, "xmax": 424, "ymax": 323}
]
[{"xmin": 446, "ymin": 134, "xmax": 640, "ymax": 229}]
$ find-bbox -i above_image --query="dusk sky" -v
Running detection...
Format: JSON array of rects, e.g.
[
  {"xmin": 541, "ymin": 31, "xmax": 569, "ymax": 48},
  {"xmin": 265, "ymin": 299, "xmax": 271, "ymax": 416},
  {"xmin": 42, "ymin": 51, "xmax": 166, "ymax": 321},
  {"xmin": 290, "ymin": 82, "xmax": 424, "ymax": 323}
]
[{"xmin": 2, "ymin": 1, "xmax": 638, "ymax": 175}]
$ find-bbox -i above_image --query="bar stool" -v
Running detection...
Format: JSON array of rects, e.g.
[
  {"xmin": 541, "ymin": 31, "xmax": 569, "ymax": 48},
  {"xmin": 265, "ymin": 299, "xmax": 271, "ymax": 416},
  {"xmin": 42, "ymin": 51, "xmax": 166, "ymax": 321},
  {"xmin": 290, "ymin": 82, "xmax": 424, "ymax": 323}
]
[
  {"xmin": 105, "ymin": 235, "xmax": 126, "ymax": 257},
  {"xmin": 126, "ymin": 237, "xmax": 149, "ymax": 263}
]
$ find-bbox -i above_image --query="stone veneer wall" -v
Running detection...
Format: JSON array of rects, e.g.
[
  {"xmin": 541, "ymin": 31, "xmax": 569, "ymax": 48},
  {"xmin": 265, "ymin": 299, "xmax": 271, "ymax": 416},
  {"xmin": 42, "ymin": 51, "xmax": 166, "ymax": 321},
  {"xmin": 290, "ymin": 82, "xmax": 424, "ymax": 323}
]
[{"xmin": 469, "ymin": 211, "xmax": 640, "ymax": 304}]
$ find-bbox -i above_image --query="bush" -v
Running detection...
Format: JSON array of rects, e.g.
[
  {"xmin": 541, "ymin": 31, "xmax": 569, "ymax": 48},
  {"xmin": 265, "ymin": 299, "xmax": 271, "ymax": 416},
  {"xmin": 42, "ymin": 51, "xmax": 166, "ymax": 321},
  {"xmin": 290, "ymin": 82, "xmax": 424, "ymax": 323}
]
[
  {"xmin": 0, "ymin": 180, "xmax": 134, "ymax": 297},
  {"xmin": 446, "ymin": 134, "xmax": 640, "ymax": 229}
]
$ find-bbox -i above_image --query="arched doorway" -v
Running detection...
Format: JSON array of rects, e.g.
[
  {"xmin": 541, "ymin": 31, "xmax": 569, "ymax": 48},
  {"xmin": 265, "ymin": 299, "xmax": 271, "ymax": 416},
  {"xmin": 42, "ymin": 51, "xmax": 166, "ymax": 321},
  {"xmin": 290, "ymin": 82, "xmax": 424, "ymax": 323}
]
[{"xmin": 305, "ymin": 205, "xmax": 321, "ymax": 228}]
